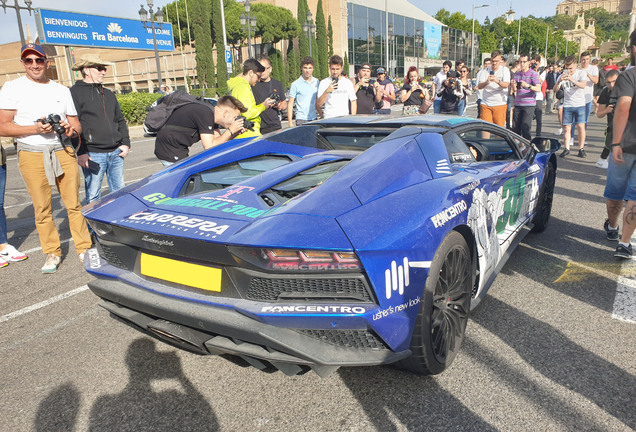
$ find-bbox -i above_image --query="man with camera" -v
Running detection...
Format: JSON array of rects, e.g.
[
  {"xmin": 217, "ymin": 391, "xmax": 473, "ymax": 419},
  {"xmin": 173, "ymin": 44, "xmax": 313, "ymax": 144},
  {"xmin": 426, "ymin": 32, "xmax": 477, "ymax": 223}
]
[
  {"xmin": 317, "ymin": 55, "xmax": 357, "ymax": 119},
  {"xmin": 253, "ymin": 57, "xmax": 287, "ymax": 134},
  {"xmin": 70, "ymin": 54, "xmax": 130, "ymax": 205},
  {"xmin": 228, "ymin": 59, "xmax": 277, "ymax": 137},
  {"xmin": 511, "ymin": 54, "xmax": 541, "ymax": 140},
  {"xmin": 352, "ymin": 63, "xmax": 382, "ymax": 114},
  {"xmin": 0, "ymin": 43, "xmax": 92, "ymax": 273},
  {"xmin": 438, "ymin": 70, "xmax": 463, "ymax": 114},
  {"xmin": 154, "ymin": 96, "xmax": 248, "ymax": 166}
]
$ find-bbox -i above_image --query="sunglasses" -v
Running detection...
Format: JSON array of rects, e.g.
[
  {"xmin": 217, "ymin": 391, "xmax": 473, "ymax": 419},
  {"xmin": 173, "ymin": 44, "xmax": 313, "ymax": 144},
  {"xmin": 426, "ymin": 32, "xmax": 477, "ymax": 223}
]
[
  {"xmin": 22, "ymin": 57, "xmax": 46, "ymax": 65},
  {"xmin": 93, "ymin": 66, "xmax": 107, "ymax": 72}
]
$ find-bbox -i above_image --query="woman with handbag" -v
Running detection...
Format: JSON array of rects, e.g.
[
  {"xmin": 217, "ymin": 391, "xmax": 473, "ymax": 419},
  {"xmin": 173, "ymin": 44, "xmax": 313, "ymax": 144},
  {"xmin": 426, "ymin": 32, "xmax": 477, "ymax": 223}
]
[
  {"xmin": 399, "ymin": 66, "xmax": 431, "ymax": 116},
  {"xmin": 457, "ymin": 66, "xmax": 473, "ymax": 116}
]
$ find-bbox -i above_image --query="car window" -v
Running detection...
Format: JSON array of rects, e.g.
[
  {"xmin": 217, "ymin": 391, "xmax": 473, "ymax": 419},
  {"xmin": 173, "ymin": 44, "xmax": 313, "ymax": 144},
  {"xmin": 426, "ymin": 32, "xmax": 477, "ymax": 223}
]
[
  {"xmin": 457, "ymin": 129, "xmax": 520, "ymax": 161},
  {"xmin": 511, "ymin": 135, "xmax": 533, "ymax": 160},
  {"xmin": 444, "ymin": 133, "xmax": 477, "ymax": 163}
]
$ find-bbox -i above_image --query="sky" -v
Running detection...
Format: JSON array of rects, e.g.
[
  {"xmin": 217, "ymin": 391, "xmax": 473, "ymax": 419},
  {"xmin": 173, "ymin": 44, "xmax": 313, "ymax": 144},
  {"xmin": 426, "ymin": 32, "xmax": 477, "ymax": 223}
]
[{"xmin": 0, "ymin": 0, "xmax": 560, "ymax": 46}]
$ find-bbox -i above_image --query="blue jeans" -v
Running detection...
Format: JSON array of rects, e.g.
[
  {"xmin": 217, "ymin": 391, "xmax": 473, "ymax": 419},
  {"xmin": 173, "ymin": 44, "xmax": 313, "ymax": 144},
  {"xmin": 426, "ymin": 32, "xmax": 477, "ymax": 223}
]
[
  {"xmin": 82, "ymin": 149, "xmax": 125, "ymax": 205},
  {"xmin": 605, "ymin": 152, "xmax": 636, "ymax": 201},
  {"xmin": 434, "ymin": 99, "xmax": 441, "ymax": 114},
  {"xmin": 457, "ymin": 99, "xmax": 466, "ymax": 116},
  {"xmin": 0, "ymin": 164, "xmax": 6, "ymax": 244}
]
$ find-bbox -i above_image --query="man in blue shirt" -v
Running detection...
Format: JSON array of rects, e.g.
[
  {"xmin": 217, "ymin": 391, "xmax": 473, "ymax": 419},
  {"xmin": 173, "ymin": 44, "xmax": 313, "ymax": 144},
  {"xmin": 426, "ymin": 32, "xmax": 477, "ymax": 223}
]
[{"xmin": 288, "ymin": 57, "xmax": 319, "ymax": 126}]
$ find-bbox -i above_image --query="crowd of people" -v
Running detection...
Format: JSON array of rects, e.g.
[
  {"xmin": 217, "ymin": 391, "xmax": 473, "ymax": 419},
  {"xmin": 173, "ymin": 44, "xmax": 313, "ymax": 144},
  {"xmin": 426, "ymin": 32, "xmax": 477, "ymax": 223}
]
[{"xmin": 1, "ymin": 39, "xmax": 636, "ymax": 273}]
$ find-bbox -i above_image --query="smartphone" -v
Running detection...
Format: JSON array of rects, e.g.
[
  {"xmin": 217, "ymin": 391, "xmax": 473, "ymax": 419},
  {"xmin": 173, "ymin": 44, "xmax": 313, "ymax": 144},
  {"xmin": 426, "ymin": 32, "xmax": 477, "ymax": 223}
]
[
  {"xmin": 489, "ymin": 70, "xmax": 495, "ymax": 75},
  {"xmin": 87, "ymin": 159, "xmax": 100, "ymax": 174},
  {"xmin": 332, "ymin": 76, "xmax": 339, "ymax": 90}
]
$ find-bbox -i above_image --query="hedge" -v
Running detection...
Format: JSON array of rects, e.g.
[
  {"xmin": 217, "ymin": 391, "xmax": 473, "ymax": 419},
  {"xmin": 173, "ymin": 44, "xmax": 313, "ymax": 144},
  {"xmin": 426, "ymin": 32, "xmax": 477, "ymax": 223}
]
[{"xmin": 116, "ymin": 93, "xmax": 162, "ymax": 125}]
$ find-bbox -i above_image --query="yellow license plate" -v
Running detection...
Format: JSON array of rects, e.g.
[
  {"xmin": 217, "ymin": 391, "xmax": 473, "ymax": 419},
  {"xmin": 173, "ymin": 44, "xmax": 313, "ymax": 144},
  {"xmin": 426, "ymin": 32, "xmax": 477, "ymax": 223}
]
[{"xmin": 140, "ymin": 253, "xmax": 222, "ymax": 292}]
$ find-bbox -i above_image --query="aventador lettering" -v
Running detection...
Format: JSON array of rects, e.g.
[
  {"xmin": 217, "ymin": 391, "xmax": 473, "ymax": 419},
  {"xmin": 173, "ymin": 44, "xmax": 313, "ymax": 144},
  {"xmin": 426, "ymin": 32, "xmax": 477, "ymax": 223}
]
[{"xmin": 431, "ymin": 200, "xmax": 468, "ymax": 228}]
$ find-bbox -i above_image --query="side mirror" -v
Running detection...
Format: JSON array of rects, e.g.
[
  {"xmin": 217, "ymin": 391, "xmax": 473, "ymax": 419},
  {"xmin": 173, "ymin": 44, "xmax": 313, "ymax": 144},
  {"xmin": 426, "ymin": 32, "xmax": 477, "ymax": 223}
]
[{"xmin": 531, "ymin": 137, "xmax": 561, "ymax": 153}]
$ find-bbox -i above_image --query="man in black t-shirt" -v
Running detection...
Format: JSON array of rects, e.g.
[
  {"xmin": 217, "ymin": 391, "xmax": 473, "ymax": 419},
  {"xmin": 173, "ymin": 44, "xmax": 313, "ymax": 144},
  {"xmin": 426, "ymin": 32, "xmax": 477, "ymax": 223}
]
[
  {"xmin": 595, "ymin": 69, "xmax": 620, "ymax": 169},
  {"xmin": 154, "ymin": 96, "xmax": 247, "ymax": 166},
  {"xmin": 352, "ymin": 62, "xmax": 381, "ymax": 114},
  {"xmin": 253, "ymin": 58, "xmax": 287, "ymax": 134},
  {"xmin": 604, "ymin": 30, "xmax": 636, "ymax": 258}
]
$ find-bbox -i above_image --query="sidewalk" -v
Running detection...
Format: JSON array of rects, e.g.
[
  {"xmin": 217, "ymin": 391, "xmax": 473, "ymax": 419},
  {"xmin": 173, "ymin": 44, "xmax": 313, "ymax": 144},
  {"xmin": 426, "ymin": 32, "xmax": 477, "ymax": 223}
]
[{"xmin": 1, "ymin": 125, "xmax": 147, "ymax": 156}]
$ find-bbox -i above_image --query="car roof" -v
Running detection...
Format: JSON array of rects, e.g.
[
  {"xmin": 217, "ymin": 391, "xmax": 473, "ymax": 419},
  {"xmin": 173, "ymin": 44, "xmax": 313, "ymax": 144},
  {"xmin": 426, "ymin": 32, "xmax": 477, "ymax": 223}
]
[{"xmin": 310, "ymin": 114, "xmax": 484, "ymax": 130}]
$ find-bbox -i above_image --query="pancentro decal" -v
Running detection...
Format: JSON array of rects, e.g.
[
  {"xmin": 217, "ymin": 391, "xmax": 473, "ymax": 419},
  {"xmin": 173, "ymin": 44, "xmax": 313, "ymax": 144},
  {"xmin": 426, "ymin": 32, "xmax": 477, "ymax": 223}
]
[
  {"xmin": 143, "ymin": 192, "xmax": 275, "ymax": 219},
  {"xmin": 431, "ymin": 200, "xmax": 468, "ymax": 228},
  {"xmin": 124, "ymin": 210, "xmax": 230, "ymax": 237},
  {"xmin": 261, "ymin": 305, "xmax": 366, "ymax": 314}
]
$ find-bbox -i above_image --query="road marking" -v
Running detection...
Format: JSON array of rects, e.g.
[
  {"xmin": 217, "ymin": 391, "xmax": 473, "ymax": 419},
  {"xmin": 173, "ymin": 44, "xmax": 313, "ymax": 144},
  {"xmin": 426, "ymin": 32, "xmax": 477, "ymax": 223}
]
[
  {"xmin": 613, "ymin": 276, "xmax": 636, "ymax": 324},
  {"xmin": 0, "ymin": 285, "xmax": 89, "ymax": 324}
]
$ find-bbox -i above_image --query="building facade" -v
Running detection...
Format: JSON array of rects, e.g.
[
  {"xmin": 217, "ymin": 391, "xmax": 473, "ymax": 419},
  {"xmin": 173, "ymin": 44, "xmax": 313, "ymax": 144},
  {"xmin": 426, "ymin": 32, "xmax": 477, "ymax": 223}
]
[{"xmin": 556, "ymin": 0, "xmax": 636, "ymax": 15}]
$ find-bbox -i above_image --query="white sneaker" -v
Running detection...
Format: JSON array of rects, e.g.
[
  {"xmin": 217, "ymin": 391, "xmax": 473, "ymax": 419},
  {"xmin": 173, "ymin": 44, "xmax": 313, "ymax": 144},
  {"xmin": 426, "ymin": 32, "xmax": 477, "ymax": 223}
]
[
  {"xmin": 79, "ymin": 250, "xmax": 87, "ymax": 263},
  {"xmin": 557, "ymin": 128, "xmax": 564, "ymax": 135},
  {"xmin": 595, "ymin": 158, "xmax": 609, "ymax": 169},
  {"xmin": 0, "ymin": 244, "xmax": 27, "ymax": 262},
  {"xmin": 41, "ymin": 254, "xmax": 61, "ymax": 274},
  {"xmin": 0, "ymin": 256, "xmax": 7, "ymax": 268}
]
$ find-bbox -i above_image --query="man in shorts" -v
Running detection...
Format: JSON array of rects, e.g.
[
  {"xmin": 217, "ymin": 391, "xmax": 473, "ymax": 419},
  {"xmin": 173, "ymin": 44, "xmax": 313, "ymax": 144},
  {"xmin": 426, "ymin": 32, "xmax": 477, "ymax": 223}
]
[
  {"xmin": 604, "ymin": 30, "xmax": 636, "ymax": 258},
  {"xmin": 477, "ymin": 50, "xmax": 510, "ymax": 127},
  {"xmin": 555, "ymin": 56, "xmax": 588, "ymax": 157}
]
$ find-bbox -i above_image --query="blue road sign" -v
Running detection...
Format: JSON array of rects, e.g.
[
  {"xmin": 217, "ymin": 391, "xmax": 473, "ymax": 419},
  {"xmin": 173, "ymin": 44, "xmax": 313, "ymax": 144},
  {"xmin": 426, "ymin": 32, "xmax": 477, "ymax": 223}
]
[
  {"xmin": 35, "ymin": 8, "xmax": 174, "ymax": 51},
  {"xmin": 225, "ymin": 49, "xmax": 232, "ymax": 64}
]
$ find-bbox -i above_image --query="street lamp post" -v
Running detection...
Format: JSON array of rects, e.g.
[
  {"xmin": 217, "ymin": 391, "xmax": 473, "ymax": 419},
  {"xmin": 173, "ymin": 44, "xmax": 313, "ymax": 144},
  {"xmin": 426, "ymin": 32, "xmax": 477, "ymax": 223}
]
[
  {"xmin": 388, "ymin": 24, "xmax": 395, "ymax": 78},
  {"xmin": 139, "ymin": 1, "xmax": 164, "ymax": 89},
  {"xmin": 471, "ymin": 3, "xmax": 489, "ymax": 79},
  {"xmin": 302, "ymin": 11, "xmax": 315, "ymax": 58},
  {"xmin": 240, "ymin": 0, "xmax": 257, "ymax": 58},
  {"xmin": 1, "ymin": 0, "xmax": 34, "ymax": 46},
  {"xmin": 415, "ymin": 28, "xmax": 423, "ymax": 75}
]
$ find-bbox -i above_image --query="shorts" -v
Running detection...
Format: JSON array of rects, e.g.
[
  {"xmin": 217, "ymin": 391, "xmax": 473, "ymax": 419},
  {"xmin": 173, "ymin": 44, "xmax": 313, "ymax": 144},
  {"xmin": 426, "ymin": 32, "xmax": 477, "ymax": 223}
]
[
  {"xmin": 604, "ymin": 151, "xmax": 636, "ymax": 201},
  {"xmin": 479, "ymin": 104, "xmax": 507, "ymax": 127},
  {"xmin": 562, "ymin": 106, "xmax": 586, "ymax": 126}
]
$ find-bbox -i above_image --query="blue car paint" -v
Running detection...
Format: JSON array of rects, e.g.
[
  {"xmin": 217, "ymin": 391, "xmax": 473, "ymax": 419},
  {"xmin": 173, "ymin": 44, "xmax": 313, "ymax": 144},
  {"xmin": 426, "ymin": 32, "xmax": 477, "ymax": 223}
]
[{"xmin": 83, "ymin": 116, "xmax": 556, "ymax": 359}]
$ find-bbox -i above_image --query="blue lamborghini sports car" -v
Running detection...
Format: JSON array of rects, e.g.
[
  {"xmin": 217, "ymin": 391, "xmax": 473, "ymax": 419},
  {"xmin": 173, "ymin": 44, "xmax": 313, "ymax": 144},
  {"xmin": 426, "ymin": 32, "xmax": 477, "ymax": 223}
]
[{"xmin": 83, "ymin": 115, "xmax": 560, "ymax": 377}]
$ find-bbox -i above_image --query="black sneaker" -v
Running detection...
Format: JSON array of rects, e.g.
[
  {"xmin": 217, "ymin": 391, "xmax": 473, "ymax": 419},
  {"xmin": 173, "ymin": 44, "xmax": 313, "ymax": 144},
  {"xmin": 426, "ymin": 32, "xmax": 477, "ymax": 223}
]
[
  {"xmin": 560, "ymin": 149, "xmax": 570, "ymax": 158},
  {"xmin": 604, "ymin": 219, "xmax": 619, "ymax": 241},
  {"xmin": 578, "ymin": 148, "xmax": 587, "ymax": 158},
  {"xmin": 615, "ymin": 243, "xmax": 633, "ymax": 259}
]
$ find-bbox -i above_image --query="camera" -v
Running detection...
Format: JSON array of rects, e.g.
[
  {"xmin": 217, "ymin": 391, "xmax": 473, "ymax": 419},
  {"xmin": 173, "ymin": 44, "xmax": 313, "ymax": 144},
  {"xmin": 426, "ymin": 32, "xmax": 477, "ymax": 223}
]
[
  {"xmin": 447, "ymin": 77, "xmax": 456, "ymax": 86},
  {"xmin": 331, "ymin": 76, "xmax": 339, "ymax": 89},
  {"xmin": 40, "ymin": 114, "xmax": 66, "ymax": 135},
  {"xmin": 269, "ymin": 92, "xmax": 281, "ymax": 103},
  {"xmin": 368, "ymin": 78, "xmax": 376, "ymax": 86},
  {"xmin": 236, "ymin": 115, "xmax": 255, "ymax": 131}
]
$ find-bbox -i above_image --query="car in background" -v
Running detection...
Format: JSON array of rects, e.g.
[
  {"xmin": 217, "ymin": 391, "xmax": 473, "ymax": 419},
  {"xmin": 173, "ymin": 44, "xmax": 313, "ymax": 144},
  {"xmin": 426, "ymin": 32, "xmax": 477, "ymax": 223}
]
[{"xmin": 83, "ymin": 115, "xmax": 559, "ymax": 377}]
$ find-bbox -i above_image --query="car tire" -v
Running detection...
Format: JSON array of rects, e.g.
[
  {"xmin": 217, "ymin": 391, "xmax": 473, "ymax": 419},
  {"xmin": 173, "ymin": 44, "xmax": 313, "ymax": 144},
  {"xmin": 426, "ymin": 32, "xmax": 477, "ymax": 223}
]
[
  {"xmin": 531, "ymin": 162, "xmax": 555, "ymax": 233},
  {"xmin": 397, "ymin": 231, "xmax": 473, "ymax": 375}
]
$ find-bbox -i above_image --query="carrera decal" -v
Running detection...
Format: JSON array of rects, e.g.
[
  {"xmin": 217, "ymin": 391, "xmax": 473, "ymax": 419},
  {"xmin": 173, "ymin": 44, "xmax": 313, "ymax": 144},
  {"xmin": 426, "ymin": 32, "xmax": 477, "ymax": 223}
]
[
  {"xmin": 142, "ymin": 193, "xmax": 274, "ymax": 219},
  {"xmin": 260, "ymin": 305, "xmax": 366, "ymax": 314},
  {"xmin": 373, "ymin": 296, "xmax": 421, "ymax": 321},
  {"xmin": 122, "ymin": 210, "xmax": 231, "ymax": 238},
  {"xmin": 431, "ymin": 200, "xmax": 468, "ymax": 228},
  {"xmin": 384, "ymin": 257, "xmax": 432, "ymax": 300}
]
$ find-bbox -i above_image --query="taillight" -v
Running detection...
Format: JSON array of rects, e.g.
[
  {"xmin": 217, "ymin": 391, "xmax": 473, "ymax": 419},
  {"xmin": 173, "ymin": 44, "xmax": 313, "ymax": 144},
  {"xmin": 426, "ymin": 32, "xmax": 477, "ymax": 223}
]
[{"xmin": 229, "ymin": 247, "xmax": 363, "ymax": 272}]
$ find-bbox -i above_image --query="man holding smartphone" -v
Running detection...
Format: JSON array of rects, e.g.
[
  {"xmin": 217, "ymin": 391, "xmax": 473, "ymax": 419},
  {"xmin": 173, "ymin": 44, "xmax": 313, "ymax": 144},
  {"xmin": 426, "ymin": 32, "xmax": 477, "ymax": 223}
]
[
  {"xmin": 554, "ymin": 55, "xmax": 588, "ymax": 157},
  {"xmin": 70, "ymin": 54, "xmax": 130, "ymax": 205},
  {"xmin": 317, "ymin": 55, "xmax": 357, "ymax": 118},
  {"xmin": 476, "ymin": 50, "xmax": 510, "ymax": 127}
]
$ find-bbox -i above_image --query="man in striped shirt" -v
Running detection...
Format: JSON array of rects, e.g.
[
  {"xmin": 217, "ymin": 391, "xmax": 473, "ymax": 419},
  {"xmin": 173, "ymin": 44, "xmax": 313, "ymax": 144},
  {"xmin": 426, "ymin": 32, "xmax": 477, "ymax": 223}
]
[{"xmin": 511, "ymin": 54, "xmax": 541, "ymax": 140}]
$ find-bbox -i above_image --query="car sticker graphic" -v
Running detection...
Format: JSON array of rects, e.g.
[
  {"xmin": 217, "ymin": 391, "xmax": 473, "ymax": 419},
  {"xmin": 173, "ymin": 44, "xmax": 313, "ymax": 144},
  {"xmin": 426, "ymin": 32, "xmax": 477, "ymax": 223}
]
[
  {"xmin": 436, "ymin": 159, "xmax": 452, "ymax": 175},
  {"xmin": 385, "ymin": 257, "xmax": 431, "ymax": 300}
]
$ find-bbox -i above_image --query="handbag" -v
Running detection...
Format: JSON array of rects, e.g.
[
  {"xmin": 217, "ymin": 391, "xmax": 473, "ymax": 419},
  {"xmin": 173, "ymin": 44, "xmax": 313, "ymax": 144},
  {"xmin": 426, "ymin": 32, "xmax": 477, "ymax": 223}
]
[
  {"xmin": 418, "ymin": 99, "xmax": 432, "ymax": 114},
  {"xmin": 555, "ymin": 87, "xmax": 564, "ymax": 100}
]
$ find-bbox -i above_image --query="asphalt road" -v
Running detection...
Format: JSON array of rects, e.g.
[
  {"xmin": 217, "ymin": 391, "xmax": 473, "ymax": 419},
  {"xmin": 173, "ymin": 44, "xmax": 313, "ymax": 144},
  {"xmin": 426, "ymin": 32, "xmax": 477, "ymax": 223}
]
[{"xmin": 1, "ymin": 106, "xmax": 635, "ymax": 432}]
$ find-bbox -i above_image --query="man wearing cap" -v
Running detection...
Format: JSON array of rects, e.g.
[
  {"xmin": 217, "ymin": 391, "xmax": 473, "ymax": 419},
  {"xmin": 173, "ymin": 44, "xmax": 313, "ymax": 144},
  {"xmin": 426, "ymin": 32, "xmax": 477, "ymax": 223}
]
[
  {"xmin": 70, "ymin": 54, "xmax": 130, "ymax": 205},
  {"xmin": 374, "ymin": 67, "xmax": 395, "ymax": 115},
  {"xmin": 352, "ymin": 63, "xmax": 382, "ymax": 115},
  {"xmin": 0, "ymin": 43, "xmax": 92, "ymax": 274}
]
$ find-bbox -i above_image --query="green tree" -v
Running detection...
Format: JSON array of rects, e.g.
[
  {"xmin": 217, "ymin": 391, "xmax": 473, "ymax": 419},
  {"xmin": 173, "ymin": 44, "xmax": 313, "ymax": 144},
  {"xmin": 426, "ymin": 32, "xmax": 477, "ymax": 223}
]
[
  {"xmin": 268, "ymin": 47, "xmax": 286, "ymax": 88},
  {"xmin": 315, "ymin": 0, "xmax": 328, "ymax": 79},
  {"xmin": 297, "ymin": 0, "xmax": 310, "ymax": 59},
  {"xmin": 479, "ymin": 28, "xmax": 497, "ymax": 55},
  {"xmin": 286, "ymin": 38, "xmax": 300, "ymax": 85},
  {"xmin": 212, "ymin": 0, "xmax": 227, "ymax": 95},
  {"xmin": 552, "ymin": 14, "xmax": 576, "ymax": 31},
  {"xmin": 251, "ymin": 3, "xmax": 299, "ymax": 45},
  {"xmin": 327, "ymin": 16, "xmax": 334, "ymax": 57},
  {"xmin": 163, "ymin": 0, "xmax": 192, "ymax": 48},
  {"xmin": 343, "ymin": 52, "xmax": 350, "ymax": 75},
  {"xmin": 190, "ymin": 0, "xmax": 214, "ymax": 88}
]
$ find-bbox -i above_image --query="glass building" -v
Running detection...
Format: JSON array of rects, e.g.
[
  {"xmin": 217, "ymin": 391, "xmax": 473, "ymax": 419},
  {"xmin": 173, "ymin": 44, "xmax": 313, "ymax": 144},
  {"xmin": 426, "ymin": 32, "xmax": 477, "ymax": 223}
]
[{"xmin": 347, "ymin": 0, "xmax": 478, "ymax": 78}]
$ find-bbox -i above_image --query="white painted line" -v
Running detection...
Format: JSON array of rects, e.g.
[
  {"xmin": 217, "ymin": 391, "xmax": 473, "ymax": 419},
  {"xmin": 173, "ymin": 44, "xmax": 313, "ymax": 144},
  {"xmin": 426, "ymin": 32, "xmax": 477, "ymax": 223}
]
[
  {"xmin": 22, "ymin": 238, "xmax": 73, "ymax": 255},
  {"xmin": 612, "ymin": 281, "xmax": 636, "ymax": 324},
  {"xmin": 0, "ymin": 285, "xmax": 89, "ymax": 324}
]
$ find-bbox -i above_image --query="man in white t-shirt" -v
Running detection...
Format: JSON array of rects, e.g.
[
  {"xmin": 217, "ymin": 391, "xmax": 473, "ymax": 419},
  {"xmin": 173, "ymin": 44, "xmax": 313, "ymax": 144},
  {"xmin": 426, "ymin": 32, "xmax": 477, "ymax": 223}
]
[
  {"xmin": 554, "ymin": 55, "xmax": 588, "ymax": 158},
  {"xmin": 475, "ymin": 57, "xmax": 491, "ymax": 119},
  {"xmin": 317, "ymin": 55, "xmax": 357, "ymax": 119},
  {"xmin": 432, "ymin": 60, "xmax": 452, "ymax": 114},
  {"xmin": 0, "ymin": 43, "xmax": 92, "ymax": 274},
  {"xmin": 476, "ymin": 50, "xmax": 511, "ymax": 127},
  {"xmin": 579, "ymin": 51, "xmax": 599, "ymax": 137}
]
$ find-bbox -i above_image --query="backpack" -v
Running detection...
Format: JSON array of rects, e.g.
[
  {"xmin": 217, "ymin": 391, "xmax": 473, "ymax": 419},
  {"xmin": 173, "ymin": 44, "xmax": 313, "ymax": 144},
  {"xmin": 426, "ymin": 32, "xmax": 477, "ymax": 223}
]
[{"xmin": 143, "ymin": 90, "xmax": 209, "ymax": 136}]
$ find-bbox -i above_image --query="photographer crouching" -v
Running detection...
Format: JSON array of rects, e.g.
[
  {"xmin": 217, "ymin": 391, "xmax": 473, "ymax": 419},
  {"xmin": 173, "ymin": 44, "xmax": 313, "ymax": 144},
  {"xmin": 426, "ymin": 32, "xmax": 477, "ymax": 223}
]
[
  {"xmin": 0, "ymin": 43, "xmax": 92, "ymax": 273},
  {"xmin": 438, "ymin": 70, "xmax": 463, "ymax": 114}
]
